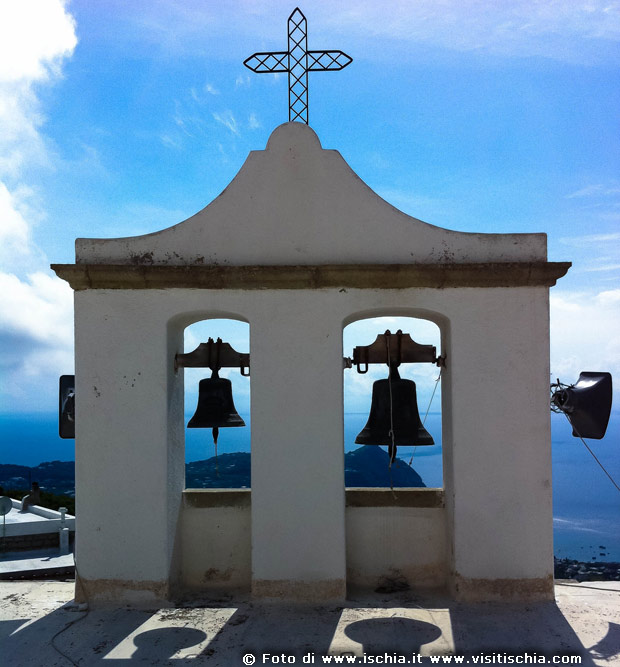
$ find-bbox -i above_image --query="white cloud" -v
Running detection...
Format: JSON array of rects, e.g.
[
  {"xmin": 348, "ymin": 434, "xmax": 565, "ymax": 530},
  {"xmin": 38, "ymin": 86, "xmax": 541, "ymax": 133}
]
[
  {"xmin": 560, "ymin": 232, "xmax": 620, "ymax": 245},
  {"xmin": 0, "ymin": 272, "xmax": 73, "ymax": 348},
  {"xmin": 160, "ymin": 133, "xmax": 182, "ymax": 150},
  {"xmin": 550, "ymin": 290, "xmax": 620, "ymax": 382},
  {"xmin": 212, "ymin": 110, "xmax": 240, "ymax": 136},
  {"xmin": 205, "ymin": 83, "xmax": 220, "ymax": 95},
  {"xmin": 0, "ymin": 0, "xmax": 77, "ymax": 178},
  {"xmin": 0, "ymin": 0, "xmax": 77, "ymax": 250},
  {"xmin": 0, "ymin": 0, "xmax": 76, "ymax": 82},
  {"xmin": 0, "ymin": 183, "xmax": 31, "ymax": 264},
  {"xmin": 173, "ymin": 110, "xmax": 194, "ymax": 137},
  {"xmin": 125, "ymin": 1, "xmax": 620, "ymax": 65},
  {"xmin": 558, "ymin": 231, "xmax": 620, "ymax": 275},
  {"xmin": 566, "ymin": 184, "xmax": 620, "ymax": 199},
  {"xmin": 597, "ymin": 290, "xmax": 620, "ymax": 307},
  {"xmin": 319, "ymin": 0, "xmax": 620, "ymax": 64},
  {"xmin": 0, "ymin": 271, "xmax": 74, "ymax": 410},
  {"xmin": 248, "ymin": 113, "xmax": 260, "ymax": 130},
  {"xmin": 0, "ymin": 0, "xmax": 77, "ymax": 412},
  {"xmin": 0, "ymin": 0, "xmax": 77, "ymax": 233},
  {"xmin": 583, "ymin": 263, "xmax": 620, "ymax": 273}
]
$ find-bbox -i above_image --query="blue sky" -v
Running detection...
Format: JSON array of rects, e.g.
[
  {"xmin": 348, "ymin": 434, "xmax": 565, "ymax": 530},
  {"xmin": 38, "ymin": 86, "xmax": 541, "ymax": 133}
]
[{"xmin": 0, "ymin": 0, "xmax": 618, "ymax": 415}]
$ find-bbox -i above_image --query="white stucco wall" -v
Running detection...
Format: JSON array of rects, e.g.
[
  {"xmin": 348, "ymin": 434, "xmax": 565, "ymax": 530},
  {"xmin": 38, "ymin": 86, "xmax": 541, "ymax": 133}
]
[
  {"xmin": 443, "ymin": 287, "xmax": 553, "ymax": 598},
  {"xmin": 73, "ymin": 285, "xmax": 552, "ymax": 602},
  {"xmin": 346, "ymin": 507, "xmax": 447, "ymax": 589},
  {"xmin": 179, "ymin": 497, "xmax": 251, "ymax": 592},
  {"xmin": 177, "ymin": 500, "xmax": 447, "ymax": 594}
]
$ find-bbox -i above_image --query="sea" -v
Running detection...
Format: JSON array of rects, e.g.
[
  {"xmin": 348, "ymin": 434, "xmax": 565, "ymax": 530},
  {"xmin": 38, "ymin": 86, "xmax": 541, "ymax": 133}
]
[{"xmin": 1, "ymin": 410, "xmax": 618, "ymax": 562}]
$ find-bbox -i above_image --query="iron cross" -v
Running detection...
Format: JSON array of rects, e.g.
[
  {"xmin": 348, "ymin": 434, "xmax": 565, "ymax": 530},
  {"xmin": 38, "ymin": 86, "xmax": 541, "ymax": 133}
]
[{"xmin": 244, "ymin": 8, "xmax": 352, "ymax": 124}]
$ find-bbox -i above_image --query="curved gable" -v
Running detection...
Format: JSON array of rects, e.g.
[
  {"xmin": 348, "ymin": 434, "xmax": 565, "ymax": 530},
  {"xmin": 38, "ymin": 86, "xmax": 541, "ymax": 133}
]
[{"xmin": 75, "ymin": 122, "xmax": 546, "ymax": 266}]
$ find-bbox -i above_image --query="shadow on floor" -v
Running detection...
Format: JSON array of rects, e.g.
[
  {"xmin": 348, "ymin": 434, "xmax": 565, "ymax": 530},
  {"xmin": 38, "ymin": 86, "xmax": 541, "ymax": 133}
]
[{"xmin": 0, "ymin": 589, "xmax": 611, "ymax": 665}]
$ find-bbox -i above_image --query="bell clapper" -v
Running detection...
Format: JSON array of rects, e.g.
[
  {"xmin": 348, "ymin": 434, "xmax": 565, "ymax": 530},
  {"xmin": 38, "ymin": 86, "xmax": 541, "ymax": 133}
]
[
  {"xmin": 385, "ymin": 333, "xmax": 398, "ymax": 469},
  {"xmin": 212, "ymin": 427, "xmax": 219, "ymax": 477},
  {"xmin": 385, "ymin": 335, "xmax": 398, "ymax": 494}
]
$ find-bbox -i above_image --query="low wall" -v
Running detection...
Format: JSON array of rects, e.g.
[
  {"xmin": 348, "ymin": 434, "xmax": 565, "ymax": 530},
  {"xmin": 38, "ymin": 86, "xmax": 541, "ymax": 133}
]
[
  {"xmin": 1, "ymin": 533, "xmax": 74, "ymax": 552},
  {"xmin": 179, "ymin": 490, "xmax": 252, "ymax": 593},
  {"xmin": 346, "ymin": 489, "xmax": 446, "ymax": 591},
  {"xmin": 2, "ymin": 500, "xmax": 76, "ymax": 551},
  {"xmin": 179, "ymin": 488, "xmax": 446, "ymax": 594}
]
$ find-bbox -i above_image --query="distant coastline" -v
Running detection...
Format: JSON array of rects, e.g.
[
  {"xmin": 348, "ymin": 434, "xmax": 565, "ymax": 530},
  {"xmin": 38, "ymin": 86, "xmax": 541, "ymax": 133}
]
[
  {"xmin": 0, "ymin": 447, "xmax": 424, "ymax": 496},
  {"xmin": 2, "ymin": 410, "xmax": 619, "ymax": 562},
  {"xmin": 554, "ymin": 557, "xmax": 620, "ymax": 582}
]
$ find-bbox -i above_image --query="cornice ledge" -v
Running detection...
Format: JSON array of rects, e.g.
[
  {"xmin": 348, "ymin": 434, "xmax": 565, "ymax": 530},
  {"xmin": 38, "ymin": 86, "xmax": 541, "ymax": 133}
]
[{"xmin": 50, "ymin": 261, "xmax": 571, "ymax": 291}]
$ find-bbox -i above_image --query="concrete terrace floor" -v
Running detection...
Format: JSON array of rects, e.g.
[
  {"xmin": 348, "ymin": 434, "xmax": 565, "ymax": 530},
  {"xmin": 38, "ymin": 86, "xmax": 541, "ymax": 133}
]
[{"xmin": 0, "ymin": 581, "xmax": 619, "ymax": 666}]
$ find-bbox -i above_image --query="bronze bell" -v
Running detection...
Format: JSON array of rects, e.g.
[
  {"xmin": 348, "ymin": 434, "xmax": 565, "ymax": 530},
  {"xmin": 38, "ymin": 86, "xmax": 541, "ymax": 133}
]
[
  {"xmin": 355, "ymin": 366, "xmax": 434, "ymax": 448},
  {"xmin": 188, "ymin": 370, "xmax": 245, "ymax": 444}
]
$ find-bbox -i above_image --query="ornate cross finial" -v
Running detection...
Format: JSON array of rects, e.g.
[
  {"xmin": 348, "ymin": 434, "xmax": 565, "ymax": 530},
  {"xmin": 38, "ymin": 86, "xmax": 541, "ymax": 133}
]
[{"xmin": 244, "ymin": 8, "xmax": 353, "ymax": 124}]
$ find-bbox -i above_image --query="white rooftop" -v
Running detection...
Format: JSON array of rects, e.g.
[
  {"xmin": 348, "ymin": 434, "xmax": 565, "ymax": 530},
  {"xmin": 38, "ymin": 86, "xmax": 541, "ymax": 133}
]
[{"xmin": 1, "ymin": 499, "xmax": 74, "ymax": 528}]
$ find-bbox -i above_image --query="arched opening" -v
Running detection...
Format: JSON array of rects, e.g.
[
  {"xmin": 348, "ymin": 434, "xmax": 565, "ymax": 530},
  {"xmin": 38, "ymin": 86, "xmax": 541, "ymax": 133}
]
[
  {"xmin": 343, "ymin": 316, "xmax": 443, "ymax": 489},
  {"xmin": 182, "ymin": 318, "xmax": 250, "ymax": 489}
]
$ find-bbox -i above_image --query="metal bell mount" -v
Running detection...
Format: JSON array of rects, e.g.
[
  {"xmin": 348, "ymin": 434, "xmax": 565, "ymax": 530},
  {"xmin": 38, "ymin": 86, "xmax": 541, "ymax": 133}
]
[{"xmin": 176, "ymin": 338, "xmax": 249, "ymax": 447}]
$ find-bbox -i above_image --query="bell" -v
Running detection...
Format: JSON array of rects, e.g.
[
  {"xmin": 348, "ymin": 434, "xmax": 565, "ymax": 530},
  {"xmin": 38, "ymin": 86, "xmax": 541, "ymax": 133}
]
[
  {"xmin": 188, "ymin": 370, "xmax": 245, "ymax": 444},
  {"xmin": 356, "ymin": 366, "xmax": 434, "ymax": 448},
  {"xmin": 552, "ymin": 371, "xmax": 612, "ymax": 439}
]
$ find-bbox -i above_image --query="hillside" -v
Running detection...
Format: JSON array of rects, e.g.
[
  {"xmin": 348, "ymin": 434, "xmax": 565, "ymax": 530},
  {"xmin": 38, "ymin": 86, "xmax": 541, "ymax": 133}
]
[
  {"xmin": 0, "ymin": 460, "xmax": 76, "ymax": 497},
  {"xmin": 0, "ymin": 446, "xmax": 426, "ymax": 496}
]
